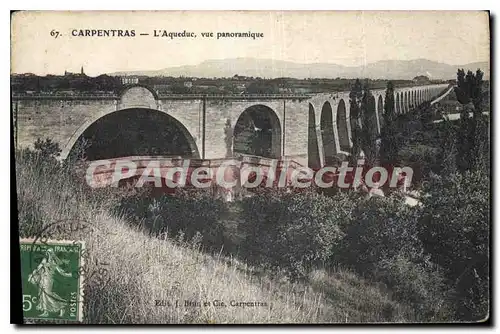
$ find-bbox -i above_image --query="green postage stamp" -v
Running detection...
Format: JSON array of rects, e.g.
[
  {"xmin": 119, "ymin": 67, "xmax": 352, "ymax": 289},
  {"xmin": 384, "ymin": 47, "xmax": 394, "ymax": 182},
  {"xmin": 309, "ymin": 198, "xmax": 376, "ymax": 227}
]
[{"xmin": 20, "ymin": 239, "xmax": 85, "ymax": 322}]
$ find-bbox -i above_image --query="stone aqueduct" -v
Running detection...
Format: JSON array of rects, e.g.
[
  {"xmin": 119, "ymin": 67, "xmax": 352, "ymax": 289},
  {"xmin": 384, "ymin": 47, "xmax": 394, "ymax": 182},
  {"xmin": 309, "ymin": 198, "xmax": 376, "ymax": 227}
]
[{"xmin": 13, "ymin": 83, "xmax": 448, "ymax": 168}]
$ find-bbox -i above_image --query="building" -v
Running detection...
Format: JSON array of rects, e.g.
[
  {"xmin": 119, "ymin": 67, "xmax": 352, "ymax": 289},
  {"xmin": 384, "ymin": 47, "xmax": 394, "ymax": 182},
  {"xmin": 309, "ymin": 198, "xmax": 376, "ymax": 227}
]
[
  {"xmin": 64, "ymin": 66, "xmax": 86, "ymax": 77},
  {"xmin": 121, "ymin": 76, "xmax": 139, "ymax": 85}
]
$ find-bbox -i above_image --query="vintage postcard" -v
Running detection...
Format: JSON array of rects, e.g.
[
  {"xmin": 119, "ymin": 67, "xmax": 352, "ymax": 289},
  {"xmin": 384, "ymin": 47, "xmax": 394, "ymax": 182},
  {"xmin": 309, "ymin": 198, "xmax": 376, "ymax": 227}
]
[{"xmin": 12, "ymin": 11, "xmax": 490, "ymax": 324}]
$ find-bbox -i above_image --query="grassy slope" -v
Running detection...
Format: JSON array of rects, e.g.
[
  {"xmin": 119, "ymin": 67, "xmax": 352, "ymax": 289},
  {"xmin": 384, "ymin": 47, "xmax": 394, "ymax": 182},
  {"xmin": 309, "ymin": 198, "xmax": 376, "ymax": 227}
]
[{"xmin": 15, "ymin": 152, "xmax": 415, "ymax": 324}]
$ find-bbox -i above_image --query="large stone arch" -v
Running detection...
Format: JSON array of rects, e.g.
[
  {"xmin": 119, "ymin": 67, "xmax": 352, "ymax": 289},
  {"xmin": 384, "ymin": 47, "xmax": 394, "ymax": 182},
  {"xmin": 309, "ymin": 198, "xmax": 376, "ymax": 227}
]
[
  {"xmin": 336, "ymin": 99, "xmax": 350, "ymax": 152},
  {"xmin": 308, "ymin": 103, "xmax": 322, "ymax": 169},
  {"xmin": 61, "ymin": 108, "xmax": 200, "ymax": 161},
  {"xmin": 320, "ymin": 102, "xmax": 337, "ymax": 165},
  {"xmin": 233, "ymin": 104, "xmax": 282, "ymax": 159}
]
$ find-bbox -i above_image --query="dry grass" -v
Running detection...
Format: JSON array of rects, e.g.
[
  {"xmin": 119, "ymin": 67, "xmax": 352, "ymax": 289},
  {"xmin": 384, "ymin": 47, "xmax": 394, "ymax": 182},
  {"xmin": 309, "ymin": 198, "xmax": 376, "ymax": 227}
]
[{"xmin": 15, "ymin": 151, "xmax": 413, "ymax": 324}]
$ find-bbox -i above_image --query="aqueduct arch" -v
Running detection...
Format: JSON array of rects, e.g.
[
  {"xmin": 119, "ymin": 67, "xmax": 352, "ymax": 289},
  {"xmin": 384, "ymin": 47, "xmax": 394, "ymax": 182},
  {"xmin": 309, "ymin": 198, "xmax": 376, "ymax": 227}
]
[
  {"xmin": 118, "ymin": 85, "xmax": 158, "ymax": 109},
  {"xmin": 63, "ymin": 108, "xmax": 200, "ymax": 161},
  {"xmin": 320, "ymin": 102, "xmax": 337, "ymax": 165},
  {"xmin": 308, "ymin": 103, "xmax": 321, "ymax": 169},
  {"xmin": 396, "ymin": 93, "xmax": 401, "ymax": 114},
  {"xmin": 233, "ymin": 104, "xmax": 282, "ymax": 159},
  {"xmin": 337, "ymin": 99, "xmax": 350, "ymax": 152}
]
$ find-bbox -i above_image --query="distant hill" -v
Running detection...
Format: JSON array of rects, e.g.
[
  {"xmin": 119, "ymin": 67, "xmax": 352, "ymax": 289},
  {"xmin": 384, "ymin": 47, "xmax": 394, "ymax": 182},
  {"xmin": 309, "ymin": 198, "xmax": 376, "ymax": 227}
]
[{"xmin": 110, "ymin": 58, "xmax": 489, "ymax": 80}]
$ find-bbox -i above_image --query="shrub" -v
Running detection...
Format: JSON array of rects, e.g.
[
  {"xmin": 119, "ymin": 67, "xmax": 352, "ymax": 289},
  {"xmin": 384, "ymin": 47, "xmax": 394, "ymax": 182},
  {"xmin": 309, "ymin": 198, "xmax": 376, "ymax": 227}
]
[
  {"xmin": 418, "ymin": 170, "xmax": 490, "ymax": 321},
  {"xmin": 375, "ymin": 255, "xmax": 454, "ymax": 321},
  {"xmin": 119, "ymin": 188, "xmax": 227, "ymax": 251},
  {"xmin": 115, "ymin": 183, "xmax": 158, "ymax": 220},
  {"xmin": 33, "ymin": 138, "xmax": 61, "ymax": 159},
  {"xmin": 336, "ymin": 194, "xmax": 456, "ymax": 320},
  {"xmin": 239, "ymin": 188, "xmax": 351, "ymax": 279},
  {"xmin": 337, "ymin": 195, "xmax": 424, "ymax": 274},
  {"xmin": 398, "ymin": 144, "xmax": 440, "ymax": 184}
]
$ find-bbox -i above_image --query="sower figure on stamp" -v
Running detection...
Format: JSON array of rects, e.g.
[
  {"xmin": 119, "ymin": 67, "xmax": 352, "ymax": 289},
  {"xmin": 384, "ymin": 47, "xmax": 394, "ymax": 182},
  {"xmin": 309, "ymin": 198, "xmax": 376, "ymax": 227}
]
[{"xmin": 28, "ymin": 248, "xmax": 73, "ymax": 317}]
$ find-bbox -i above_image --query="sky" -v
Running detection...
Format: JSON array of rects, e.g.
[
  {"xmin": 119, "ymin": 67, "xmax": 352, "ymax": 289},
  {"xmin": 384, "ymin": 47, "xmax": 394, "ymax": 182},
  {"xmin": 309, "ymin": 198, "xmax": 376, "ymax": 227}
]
[{"xmin": 11, "ymin": 10, "xmax": 490, "ymax": 76}]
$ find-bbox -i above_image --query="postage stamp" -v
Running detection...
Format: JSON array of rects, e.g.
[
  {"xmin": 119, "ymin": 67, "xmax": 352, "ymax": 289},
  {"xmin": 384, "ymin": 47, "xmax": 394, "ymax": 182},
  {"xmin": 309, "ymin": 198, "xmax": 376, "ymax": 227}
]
[{"xmin": 20, "ymin": 239, "xmax": 85, "ymax": 322}]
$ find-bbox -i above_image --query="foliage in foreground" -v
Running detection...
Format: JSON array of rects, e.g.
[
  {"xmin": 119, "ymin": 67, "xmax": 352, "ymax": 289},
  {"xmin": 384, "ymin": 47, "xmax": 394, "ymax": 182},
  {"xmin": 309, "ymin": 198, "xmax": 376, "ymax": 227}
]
[
  {"xmin": 337, "ymin": 195, "xmax": 454, "ymax": 321},
  {"xmin": 16, "ymin": 120, "xmax": 490, "ymax": 322},
  {"xmin": 239, "ymin": 188, "xmax": 351, "ymax": 279},
  {"xmin": 419, "ymin": 170, "xmax": 490, "ymax": 321},
  {"xmin": 118, "ymin": 188, "xmax": 226, "ymax": 251},
  {"xmin": 16, "ymin": 149, "xmax": 414, "ymax": 323}
]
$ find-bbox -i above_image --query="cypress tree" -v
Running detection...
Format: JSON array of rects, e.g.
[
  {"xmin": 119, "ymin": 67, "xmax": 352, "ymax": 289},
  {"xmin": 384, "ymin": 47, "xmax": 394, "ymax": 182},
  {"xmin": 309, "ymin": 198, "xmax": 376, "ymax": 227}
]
[
  {"xmin": 380, "ymin": 81, "xmax": 399, "ymax": 165},
  {"xmin": 454, "ymin": 68, "xmax": 484, "ymax": 172},
  {"xmin": 384, "ymin": 81, "xmax": 396, "ymax": 124},
  {"xmin": 360, "ymin": 81, "xmax": 376, "ymax": 165},
  {"xmin": 349, "ymin": 79, "xmax": 363, "ymax": 163}
]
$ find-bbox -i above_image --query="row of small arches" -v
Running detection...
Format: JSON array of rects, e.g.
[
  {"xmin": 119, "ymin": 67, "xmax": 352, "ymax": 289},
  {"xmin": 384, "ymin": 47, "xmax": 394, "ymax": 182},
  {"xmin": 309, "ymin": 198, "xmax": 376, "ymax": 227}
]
[{"xmin": 309, "ymin": 88, "xmax": 436, "ymax": 168}]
